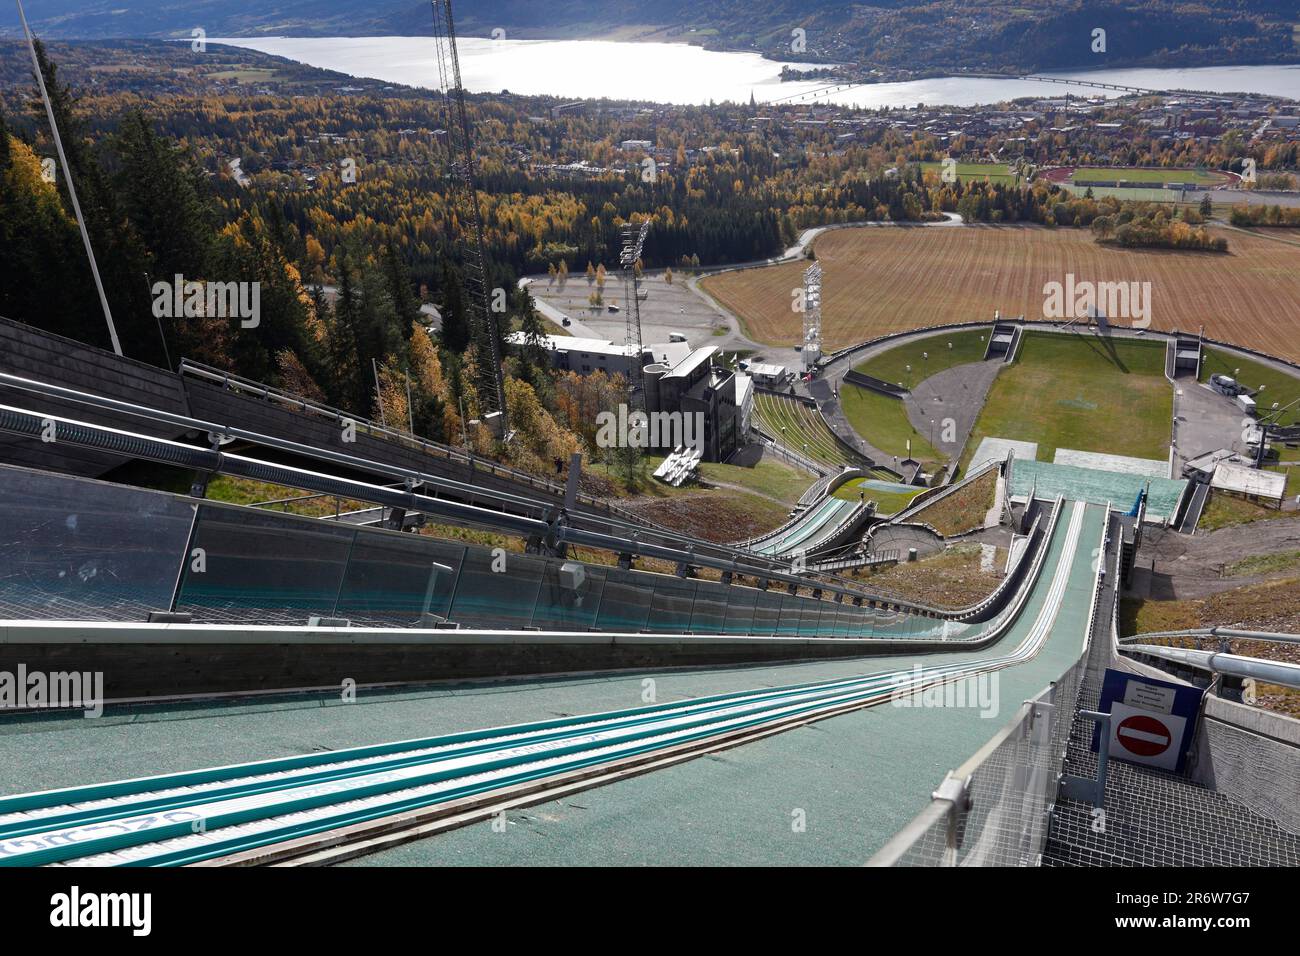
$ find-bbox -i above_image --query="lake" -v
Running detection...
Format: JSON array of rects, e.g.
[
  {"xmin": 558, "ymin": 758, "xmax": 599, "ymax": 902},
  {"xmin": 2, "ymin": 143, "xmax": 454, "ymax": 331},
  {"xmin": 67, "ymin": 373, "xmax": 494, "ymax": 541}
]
[{"xmin": 209, "ymin": 35, "xmax": 1300, "ymax": 107}]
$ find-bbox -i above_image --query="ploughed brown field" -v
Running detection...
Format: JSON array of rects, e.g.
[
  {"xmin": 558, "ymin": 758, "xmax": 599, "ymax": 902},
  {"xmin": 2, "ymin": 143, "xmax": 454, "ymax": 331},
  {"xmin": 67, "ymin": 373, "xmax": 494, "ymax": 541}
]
[{"xmin": 700, "ymin": 224, "xmax": 1300, "ymax": 362}]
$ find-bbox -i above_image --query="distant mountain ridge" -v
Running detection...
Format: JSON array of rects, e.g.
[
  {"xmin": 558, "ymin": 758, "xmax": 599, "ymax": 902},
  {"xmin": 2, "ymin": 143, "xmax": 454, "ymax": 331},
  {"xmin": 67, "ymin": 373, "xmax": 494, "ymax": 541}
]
[{"xmin": 3, "ymin": 1, "xmax": 1299, "ymax": 74}]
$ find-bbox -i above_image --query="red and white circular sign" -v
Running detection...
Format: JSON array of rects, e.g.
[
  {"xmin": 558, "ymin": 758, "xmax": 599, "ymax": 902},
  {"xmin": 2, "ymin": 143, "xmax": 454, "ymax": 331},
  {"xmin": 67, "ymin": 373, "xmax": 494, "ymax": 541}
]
[{"xmin": 1116, "ymin": 713, "xmax": 1172, "ymax": 757}]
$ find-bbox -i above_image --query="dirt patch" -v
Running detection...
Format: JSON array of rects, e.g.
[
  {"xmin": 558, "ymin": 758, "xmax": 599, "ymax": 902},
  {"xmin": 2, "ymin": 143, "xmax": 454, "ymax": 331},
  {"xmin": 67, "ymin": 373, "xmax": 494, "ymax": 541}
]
[
  {"xmin": 615, "ymin": 489, "xmax": 791, "ymax": 543},
  {"xmin": 1141, "ymin": 518, "xmax": 1300, "ymax": 599}
]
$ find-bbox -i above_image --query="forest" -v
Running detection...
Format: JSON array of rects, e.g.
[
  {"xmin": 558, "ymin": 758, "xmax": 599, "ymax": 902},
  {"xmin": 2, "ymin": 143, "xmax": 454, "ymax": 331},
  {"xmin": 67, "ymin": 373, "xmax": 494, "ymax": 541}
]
[{"xmin": 0, "ymin": 40, "xmax": 1291, "ymax": 482}]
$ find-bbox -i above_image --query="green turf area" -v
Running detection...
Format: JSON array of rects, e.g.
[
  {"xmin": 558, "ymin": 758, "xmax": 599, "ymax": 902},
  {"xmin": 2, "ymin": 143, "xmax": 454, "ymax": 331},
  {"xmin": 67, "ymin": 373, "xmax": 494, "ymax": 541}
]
[
  {"xmin": 840, "ymin": 385, "xmax": 940, "ymax": 464},
  {"xmin": 1199, "ymin": 491, "xmax": 1300, "ymax": 531},
  {"xmin": 960, "ymin": 331, "xmax": 1172, "ymax": 472},
  {"xmin": 1266, "ymin": 463, "xmax": 1300, "ymax": 498},
  {"xmin": 1057, "ymin": 183, "xmax": 1186, "ymax": 203},
  {"xmin": 1199, "ymin": 348, "xmax": 1300, "ymax": 427},
  {"xmin": 1226, "ymin": 549, "xmax": 1300, "ymax": 577},
  {"xmin": 833, "ymin": 478, "xmax": 923, "ymax": 515},
  {"xmin": 697, "ymin": 457, "xmax": 815, "ymax": 505},
  {"xmin": 918, "ymin": 161, "xmax": 1017, "ymax": 184},
  {"xmin": 1068, "ymin": 166, "xmax": 1226, "ymax": 186},
  {"xmin": 852, "ymin": 329, "xmax": 991, "ymax": 388}
]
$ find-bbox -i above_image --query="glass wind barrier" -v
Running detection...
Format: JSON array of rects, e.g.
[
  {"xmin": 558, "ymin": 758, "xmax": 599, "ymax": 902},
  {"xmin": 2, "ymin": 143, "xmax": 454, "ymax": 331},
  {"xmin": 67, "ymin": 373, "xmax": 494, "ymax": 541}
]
[
  {"xmin": 0, "ymin": 463, "xmax": 1030, "ymax": 642},
  {"xmin": 0, "ymin": 465, "xmax": 195, "ymax": 621},
  {"xmin": 169, "ymin": 503, "xmax": 984, "ymax": 639}
]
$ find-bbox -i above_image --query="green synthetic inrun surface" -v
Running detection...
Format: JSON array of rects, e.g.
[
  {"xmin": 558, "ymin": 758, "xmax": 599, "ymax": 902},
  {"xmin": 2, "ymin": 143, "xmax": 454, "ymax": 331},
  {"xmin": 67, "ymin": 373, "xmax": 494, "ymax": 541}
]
[
  {"xmin": 1010, "ymin": 461, "xmax": 1186, "ymax": 519},
  {"xmin": 0, "ymin": 503, "xmax": 1103, "ymax": 866}
]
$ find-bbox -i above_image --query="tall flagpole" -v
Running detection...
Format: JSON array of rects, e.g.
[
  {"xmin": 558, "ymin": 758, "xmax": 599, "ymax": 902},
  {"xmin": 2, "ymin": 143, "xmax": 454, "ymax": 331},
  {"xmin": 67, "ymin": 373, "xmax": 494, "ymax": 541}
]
[{"xmin": 15, "ymin": 0, "xmax": 123, "ymax": 356}]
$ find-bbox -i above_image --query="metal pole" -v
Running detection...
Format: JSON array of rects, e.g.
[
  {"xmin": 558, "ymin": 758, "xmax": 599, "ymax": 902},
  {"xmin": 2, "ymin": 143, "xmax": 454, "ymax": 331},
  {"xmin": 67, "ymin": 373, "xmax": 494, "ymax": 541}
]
[
  {"xmin": 372, "ymin": 358, "xmax": 387, "ymax": 427},
  {"xmin": 16, "ymin": 0, "xmax": 122, "ymax": 356},
  {"xmin": 405, "ymin": 370, "xmax": 415, "ymax": 434},
  {"xmin": 145, "ymin": 271, "xmax": 174, "ymax": 370}
]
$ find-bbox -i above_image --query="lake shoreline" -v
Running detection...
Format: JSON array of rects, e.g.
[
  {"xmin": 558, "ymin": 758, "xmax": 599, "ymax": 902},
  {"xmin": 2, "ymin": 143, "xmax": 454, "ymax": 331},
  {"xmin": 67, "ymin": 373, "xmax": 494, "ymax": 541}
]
[{"xmin": 206, "ymin": 36, "xmax": 1300, "ymax": 107}]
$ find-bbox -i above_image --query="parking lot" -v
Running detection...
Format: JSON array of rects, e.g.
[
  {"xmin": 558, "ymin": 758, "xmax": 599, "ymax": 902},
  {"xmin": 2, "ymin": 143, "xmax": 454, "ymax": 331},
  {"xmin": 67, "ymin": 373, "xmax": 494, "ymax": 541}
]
[{"xmin": 524, "ymin": 269, "xmax": 799, "ymax": 367}]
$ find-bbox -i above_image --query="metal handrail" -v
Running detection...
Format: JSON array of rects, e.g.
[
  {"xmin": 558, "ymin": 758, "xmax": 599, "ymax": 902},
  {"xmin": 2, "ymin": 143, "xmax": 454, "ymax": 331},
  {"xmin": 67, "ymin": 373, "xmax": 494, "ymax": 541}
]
[
  {"xmin": 1120, "ymin": 644, "xmax": 1300, "ymax": 691},
  {"xmin": 178, "ymin": 358, "xmax": 655, "ymax": 527},
  {"xmin": 1119, "ymin": 627, "xmax": 1300, "ymax": 647}
]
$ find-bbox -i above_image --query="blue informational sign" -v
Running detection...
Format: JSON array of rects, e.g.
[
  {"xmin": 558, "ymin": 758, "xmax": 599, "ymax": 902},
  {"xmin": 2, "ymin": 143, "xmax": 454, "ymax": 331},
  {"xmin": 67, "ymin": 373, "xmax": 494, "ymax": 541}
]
[{"xmin": 1093, "ymin": 668, "xmax": 1205, "ymax": 773}]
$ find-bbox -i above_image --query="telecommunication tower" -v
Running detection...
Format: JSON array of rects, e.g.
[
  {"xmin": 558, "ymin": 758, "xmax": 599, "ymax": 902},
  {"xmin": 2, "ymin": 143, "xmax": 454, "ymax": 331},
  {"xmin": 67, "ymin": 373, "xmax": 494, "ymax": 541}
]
[
  {"xmin": 620, "ymin": 221, "xmax": 651, "ymax": 409},
  {"xmin": 430, "ymin": 0, "xmax": 508, "ymax": 435}
]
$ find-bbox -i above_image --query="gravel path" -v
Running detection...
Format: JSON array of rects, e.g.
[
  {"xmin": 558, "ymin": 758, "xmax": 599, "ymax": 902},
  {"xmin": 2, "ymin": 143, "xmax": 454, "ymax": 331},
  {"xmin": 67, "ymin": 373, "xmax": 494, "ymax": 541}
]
[{"xmin": 1141, "ymin": 518, "xmax": 1300, "ymax": 599}]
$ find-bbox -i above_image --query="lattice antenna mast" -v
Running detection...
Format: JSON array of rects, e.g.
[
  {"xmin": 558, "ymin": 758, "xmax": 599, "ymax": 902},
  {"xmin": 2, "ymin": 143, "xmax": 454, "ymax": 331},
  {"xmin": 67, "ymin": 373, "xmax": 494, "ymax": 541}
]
[
  {"xmin": 802, "ymin": 262, "xmax": 822, "ymax": 372},
  {"xmin": 620, "ymin": 221, "xmax": 651, "ymax": 409},
  {"xmin": 430, "ymin": 0, "xmax": 508, "ymax": 435}
]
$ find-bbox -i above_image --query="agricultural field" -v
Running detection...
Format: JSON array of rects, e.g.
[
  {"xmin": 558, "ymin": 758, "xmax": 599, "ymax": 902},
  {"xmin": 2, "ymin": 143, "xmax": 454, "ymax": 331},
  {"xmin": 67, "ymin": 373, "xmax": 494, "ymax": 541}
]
[
  {"xmin": 959, "ymin": 332, "xmax": 1172, "ymax": 471},
  {"xmin": 700, "ymin": 225, "xmax": 1300, "ymax": 363}
]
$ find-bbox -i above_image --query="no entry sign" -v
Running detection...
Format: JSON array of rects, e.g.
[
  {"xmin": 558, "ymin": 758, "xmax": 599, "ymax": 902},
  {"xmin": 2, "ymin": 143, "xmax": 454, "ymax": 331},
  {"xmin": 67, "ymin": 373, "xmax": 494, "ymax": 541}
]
[
  {"xmin": 1116, "ymin": 713, "xmax": 1173, "ymax": 758},
  {"xmin": 1095, "ymin": 669, "xmax": 1204, "ymax": 773}
]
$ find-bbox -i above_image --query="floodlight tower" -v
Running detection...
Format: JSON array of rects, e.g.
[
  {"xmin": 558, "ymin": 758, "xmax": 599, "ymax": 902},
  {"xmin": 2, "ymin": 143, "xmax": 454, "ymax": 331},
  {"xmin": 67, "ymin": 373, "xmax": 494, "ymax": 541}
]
[
  {"xmin": 621, "ymin": 220, "xmax": 651, "ymax": 409},
  {"xmin": 1254, "ymin": 396, "xmax": 1300, "ymax": 467},
  {"xmin": 430, "ymin": 0, "xmax": 508, "ymax": 436},
  {"xmin": 802, "ymin": 263, "xmax": 823, "ymax": 373}
]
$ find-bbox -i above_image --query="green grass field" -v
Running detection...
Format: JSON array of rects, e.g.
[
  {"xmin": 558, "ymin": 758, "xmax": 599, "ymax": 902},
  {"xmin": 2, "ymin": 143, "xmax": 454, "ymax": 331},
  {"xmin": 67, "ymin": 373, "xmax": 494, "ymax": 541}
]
[
  {"xmin": 1199, "ymin": 348, "xmax": 1300, "ymax": 427},
  {"xmin": 1266, "ymin": 463, "xmax": 1300, "ymax": 498},
  {"xmin": 918, "ymin": 161, "xmax": 1017, "ymax": 185},
  {"xmin": 1056, "ymin": 183, "xmax": 1188, "ymax": 204},
  {"xmin": 960, "ymin": 331, "xmax": 1172, "ymax": 472},
  {"xmin": 840, "ymin": 385, "xmax": 940, "ymax": 464},
  {"xmin": 841, "ymin": 329, "xmax": 989, "ymax": 466},
  {"xmin": 851, "ymin": 329, "xmax": 991, "ymax": 387},
  {"xmin": 1068, "ymin": 166, "xmax": 1227, "ymax": 186},
  {"xmin": 697, "ymin": 457, "xmax": 814, "ymax": 505},
  {"xmin": 1199, "ymin": 491, "xmax": 1300, "ymax": 531}
]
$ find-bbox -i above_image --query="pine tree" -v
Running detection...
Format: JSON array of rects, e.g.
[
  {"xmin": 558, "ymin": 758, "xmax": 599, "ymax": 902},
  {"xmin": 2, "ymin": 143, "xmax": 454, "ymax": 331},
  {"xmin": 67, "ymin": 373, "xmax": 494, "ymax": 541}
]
[
  {"xmin": 328, "ymin": 258, "xmax": 364, "ymax": 410},
  {"xmin": 437, "ymin": 259, "xmax": 471, "ymax": 353}
]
